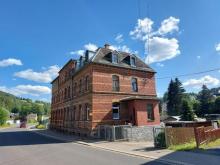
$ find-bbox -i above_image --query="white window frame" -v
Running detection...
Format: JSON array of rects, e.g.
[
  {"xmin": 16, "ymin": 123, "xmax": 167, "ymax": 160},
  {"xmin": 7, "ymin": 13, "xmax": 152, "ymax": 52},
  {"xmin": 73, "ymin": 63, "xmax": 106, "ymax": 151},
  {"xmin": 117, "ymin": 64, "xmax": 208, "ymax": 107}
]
[{"xmin": 112, "ymin": 53, "xmax": 118, "ymax": 64}]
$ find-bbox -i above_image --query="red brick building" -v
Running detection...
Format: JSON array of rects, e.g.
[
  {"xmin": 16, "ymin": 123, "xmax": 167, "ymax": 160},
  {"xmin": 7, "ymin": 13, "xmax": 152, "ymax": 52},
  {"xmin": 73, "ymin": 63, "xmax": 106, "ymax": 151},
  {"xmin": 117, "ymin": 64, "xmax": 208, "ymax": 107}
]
[{"xmin": 50, "ymin": 44, "xmax": 160, "ymax": 136}]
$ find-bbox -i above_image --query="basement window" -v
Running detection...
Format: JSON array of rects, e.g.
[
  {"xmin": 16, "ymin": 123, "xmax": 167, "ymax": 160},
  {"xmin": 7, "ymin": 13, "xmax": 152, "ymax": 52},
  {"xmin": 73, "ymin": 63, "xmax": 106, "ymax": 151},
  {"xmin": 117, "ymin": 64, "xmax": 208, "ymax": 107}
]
[{"xmin": 112, "ymin": 103, "xmax": 120, "ymax": 120}]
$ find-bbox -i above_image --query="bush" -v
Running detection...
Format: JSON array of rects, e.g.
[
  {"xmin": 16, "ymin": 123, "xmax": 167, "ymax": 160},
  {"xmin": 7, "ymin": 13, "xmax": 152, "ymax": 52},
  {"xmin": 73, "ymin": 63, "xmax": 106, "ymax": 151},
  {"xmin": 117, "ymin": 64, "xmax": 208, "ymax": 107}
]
[
  {"xmin": 28, "ymin": 119, "xmax": 37, "ymax": 124},
  {"xmin": 155, "ymin": 132, "xmax": 166, "ymax": 148},
  {"xmin": 0, "ymin": 107, "xmax": 9, "ymax": 125},
  {"xmin": 36, "ymin": 124, "xmax": 46, "ymax": 129}
]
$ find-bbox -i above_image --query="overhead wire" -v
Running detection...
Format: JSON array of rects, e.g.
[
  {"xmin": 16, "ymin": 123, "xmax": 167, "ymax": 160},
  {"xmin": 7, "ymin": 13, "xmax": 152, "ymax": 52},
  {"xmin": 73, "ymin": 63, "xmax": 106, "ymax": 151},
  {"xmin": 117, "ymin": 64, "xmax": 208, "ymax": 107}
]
[{"xmin": 156, "ymin": 67, "xmax": 220, "ymax": 80}]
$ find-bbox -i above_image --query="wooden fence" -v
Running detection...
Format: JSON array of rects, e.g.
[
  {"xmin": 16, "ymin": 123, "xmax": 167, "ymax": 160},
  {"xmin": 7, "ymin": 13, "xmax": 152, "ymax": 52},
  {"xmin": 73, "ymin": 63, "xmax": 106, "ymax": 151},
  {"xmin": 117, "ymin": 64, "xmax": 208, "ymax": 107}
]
[
  {"xmin": 165, "ymin": 126, "xmax": 214, "ymax": 147},
  {"xmin": 194, "ymin": 126, "xmax": 220, "ymax": 147},
  {"xmin": 165, "ymin": 127, "xmax": 195, "ymax": 146}
]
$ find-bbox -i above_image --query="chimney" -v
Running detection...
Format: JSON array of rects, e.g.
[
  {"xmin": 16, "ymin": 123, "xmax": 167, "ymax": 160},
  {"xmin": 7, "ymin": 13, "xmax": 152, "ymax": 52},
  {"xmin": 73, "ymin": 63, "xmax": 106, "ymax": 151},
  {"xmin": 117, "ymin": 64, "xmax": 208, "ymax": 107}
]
[{"xmin": 104, "ymin": 43, "xmax": 110, "ymax": 49}]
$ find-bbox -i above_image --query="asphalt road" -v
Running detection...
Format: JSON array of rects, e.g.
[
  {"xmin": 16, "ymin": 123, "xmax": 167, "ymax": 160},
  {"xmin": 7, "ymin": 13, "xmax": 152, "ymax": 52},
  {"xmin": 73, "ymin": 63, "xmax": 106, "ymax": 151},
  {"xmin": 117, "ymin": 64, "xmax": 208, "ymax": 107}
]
[{"xmin": 0, "ymin": 128, "xmax": 168, "ymax": 165}]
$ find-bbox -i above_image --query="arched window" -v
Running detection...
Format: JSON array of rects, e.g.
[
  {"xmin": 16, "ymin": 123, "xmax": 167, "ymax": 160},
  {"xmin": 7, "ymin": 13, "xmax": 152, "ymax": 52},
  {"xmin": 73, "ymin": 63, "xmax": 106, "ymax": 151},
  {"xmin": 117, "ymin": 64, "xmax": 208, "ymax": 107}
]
[
  {"xmin": 112, "ymin": 102, "xmax": 120, "ymax": 119},
  {"xmin": 112, "ymin": 75, "xmax": 120, "ymax": 91},
  {"xmin": 131, "ymin": 78, "xmax": 138, "ymax": 92}
]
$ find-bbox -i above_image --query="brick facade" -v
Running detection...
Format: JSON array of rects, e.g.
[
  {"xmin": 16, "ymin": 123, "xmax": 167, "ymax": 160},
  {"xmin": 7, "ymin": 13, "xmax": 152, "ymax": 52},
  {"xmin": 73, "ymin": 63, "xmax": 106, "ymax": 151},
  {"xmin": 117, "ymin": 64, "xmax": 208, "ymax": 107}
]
[{"xmin": 50, "ymin": 46, "xmax": 160, "ymax": 136}]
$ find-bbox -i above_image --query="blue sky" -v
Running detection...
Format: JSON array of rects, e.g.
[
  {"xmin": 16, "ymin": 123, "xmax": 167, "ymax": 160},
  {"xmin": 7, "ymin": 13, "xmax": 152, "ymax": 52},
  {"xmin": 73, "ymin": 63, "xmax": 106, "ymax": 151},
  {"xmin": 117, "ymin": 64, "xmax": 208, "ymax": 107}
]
[{"xmin": 1, "ymin": 0, "xmax": 220, "ymax": 102}]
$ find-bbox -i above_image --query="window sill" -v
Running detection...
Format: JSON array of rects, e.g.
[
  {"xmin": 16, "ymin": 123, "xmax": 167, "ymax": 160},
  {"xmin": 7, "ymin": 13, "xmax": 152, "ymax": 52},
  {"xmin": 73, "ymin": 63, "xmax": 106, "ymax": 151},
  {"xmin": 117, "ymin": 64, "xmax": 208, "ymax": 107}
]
[{"xmin": 147, "ymin": 120, "xmax": 155, "ymax": 122}]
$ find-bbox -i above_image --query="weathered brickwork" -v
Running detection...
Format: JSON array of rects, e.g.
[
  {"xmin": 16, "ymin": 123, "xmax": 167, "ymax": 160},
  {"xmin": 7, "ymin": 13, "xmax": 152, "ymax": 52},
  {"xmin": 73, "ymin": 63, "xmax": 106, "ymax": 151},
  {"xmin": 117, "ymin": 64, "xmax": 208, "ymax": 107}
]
[{"xmin": 50, "ymin": 46, "xmax": 160, "ymax": 136}]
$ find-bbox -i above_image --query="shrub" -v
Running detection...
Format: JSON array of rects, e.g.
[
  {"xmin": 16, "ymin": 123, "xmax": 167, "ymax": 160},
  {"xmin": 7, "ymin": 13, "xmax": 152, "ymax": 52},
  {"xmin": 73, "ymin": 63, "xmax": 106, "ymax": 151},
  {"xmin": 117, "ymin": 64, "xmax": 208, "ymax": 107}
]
[
  {"xmin": 155, "ymin": 132, "xmax": 166, "ymax": 148},
  {"xmin": 28, "ymin": 119, "xmax": 37, "ymax": 124},
  {"xmin": 36, "ymin": 124, "xmax": 46, "ymax": 129},
  {"xmin": 0, "ymin": 107, "xmax": 9, "ymax": 125}
]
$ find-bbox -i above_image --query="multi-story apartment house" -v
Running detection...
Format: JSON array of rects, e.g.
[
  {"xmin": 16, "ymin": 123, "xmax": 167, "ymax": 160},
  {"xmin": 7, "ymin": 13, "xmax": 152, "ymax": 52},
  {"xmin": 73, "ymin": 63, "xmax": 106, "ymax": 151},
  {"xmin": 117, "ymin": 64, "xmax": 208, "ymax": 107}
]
[{"xmin": 50, "ymin": 44, "xmax": 160, "ymax": 136}]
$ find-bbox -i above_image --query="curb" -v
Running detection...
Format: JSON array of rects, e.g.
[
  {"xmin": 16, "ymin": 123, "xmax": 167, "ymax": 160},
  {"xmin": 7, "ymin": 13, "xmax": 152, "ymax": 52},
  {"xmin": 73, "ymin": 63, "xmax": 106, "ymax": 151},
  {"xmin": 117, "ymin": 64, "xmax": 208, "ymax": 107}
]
[{"xmin": 31, "ymin": 130, "xmax": 192, "ymax": 165}]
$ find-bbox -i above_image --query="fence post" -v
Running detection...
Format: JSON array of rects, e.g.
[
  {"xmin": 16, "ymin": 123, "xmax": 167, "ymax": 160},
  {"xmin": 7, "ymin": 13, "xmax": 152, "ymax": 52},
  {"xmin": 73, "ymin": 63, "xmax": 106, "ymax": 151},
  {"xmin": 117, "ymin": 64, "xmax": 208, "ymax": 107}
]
[
  {"xmin": 164, "ymin": 127, "xmax": 169, "ymax": 148},
  {"xmin": 112, "ymin": 126, "xmax": 115, "ymax": 141},
  {"xmin": 194, "ymin": 127, "xmax": 200, "ymax": 148}
]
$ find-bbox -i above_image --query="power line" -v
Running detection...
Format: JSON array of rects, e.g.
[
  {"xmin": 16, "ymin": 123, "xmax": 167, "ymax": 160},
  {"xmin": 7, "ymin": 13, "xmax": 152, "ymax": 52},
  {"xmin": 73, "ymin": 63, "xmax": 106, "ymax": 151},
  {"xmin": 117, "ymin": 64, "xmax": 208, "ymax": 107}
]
[{"xmin": 156, "ymin": 67, "xmax": 220, "ymax": 80}]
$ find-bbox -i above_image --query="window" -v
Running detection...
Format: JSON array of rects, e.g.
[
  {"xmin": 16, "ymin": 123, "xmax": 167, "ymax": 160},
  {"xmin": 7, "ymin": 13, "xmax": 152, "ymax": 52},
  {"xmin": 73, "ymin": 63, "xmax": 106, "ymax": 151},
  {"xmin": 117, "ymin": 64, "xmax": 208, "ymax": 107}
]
[
  {"xmin": 130, "ymin": 57, "xmax": 136, "ymax": 67},
  {"xmin": 79, "ymin": 105, "xmax": 82, "ymax": 120},
  {"xmin": 85, "ymin": 76, "xmax": 89, "ymax": 91},
  {"xmin": 147, "ymin": 104, "xmax": 154, "ymax": 121},
  {"xmin": 79, "ymin": 79, "xmax": 82, "ymax": 93},
  {"xmin": 68, "ymin": 86, "xmax": 70, "ymax": 98},
  {"xmin": 85, "ymin": 104, "xmax": 90, "ymax": 120},
  {"xmin": 64, "ymin": 88, "xmax": 67, "ymax": 99},
  {"xmin": 112, "ymin": 103, "xmax": 120, "ymax": 119},
  {"xmin": 131, "ymin": 78, "xmax": 138, "ymax": 92},
  {"xmin": 74, "ymin": 82, "xmax": 77, "ymax": 96},
  {"xmin": 112, "ymin": 53, "xmax": 118, "ymax": 63},
  {"xmin": 112, "ymin": 75, "xmax": 120, "ymax": 91}
]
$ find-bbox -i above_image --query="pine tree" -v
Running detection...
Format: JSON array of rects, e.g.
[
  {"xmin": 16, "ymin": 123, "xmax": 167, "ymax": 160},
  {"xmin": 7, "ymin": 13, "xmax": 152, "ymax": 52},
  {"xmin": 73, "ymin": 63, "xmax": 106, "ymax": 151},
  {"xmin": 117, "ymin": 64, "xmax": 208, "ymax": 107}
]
[
  {"xmin": 197, "ymin": 85, "xmax": 213, "ymax": 117},
  {"xmin": 167, "ymin": 78, "xmax": 185, "ymax": 116},
  {"xmin": 181, "ymin": 100, "xmax": 195, "ymax": 121},
  {"xmin": 214, "ymin": 97, "xmax": 220, "ymax": 114},
  {"xmin": 167, "ymin": 79, "xmax": 175, "ymax": 115}
]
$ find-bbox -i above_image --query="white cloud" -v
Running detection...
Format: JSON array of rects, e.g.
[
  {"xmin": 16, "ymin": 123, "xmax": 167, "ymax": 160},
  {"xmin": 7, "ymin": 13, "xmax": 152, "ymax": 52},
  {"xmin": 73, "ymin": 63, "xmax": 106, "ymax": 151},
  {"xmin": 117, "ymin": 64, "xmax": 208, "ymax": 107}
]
[
  {"xmin": 0, "ymin": 85, "xmax": 51, "ymax": 96},
  {"xmin": 183, "ymin": 75, "xmax": 220, "ymax": 88},
  {"xmin": 115, "ymin": 34, "xmax": 124, "ymax": 43},
  {"xmin": 84, "ymin": 43, "xmax": 98, "ymax": 52},
  {"xmin": 0, "ymin": 58, "xmax": 22, "ymax": 67},
  {"xmin": 14, "ymin": 65, "xmax": 60, "ymax": 83},
  {"xmin": 158, "ymin": 17, "xmax": 180, "ymax": 35},
  {"xmin": 145, "ymin": 37, "xmax": 180, "ymax": 64},
  {"xmin": 69, "ymin": 43, "xmax": 98, "ymax": 56},
  {"xmin": 130, "ymin": 18, "xmax": 154, "ymax": 41},
  {"xmin": 197, "ymin": 56, "xmax": 201, "ymax": 59},
  {"xmin": 215, "ymin": 43, "xmax": 220, "ymax": 53},
  {"xmin": 109, "ymin": 45, "xmax": 138, "ymax": 54},
  {"xmin": 156, "ymin": 63, "xmax": 164, "ymax": 67},
  {"xmin": 70, "ymin": 50, "xmax": 84, "ymax": 56},
  {"xmin": 130, "ymin": 17, "xmax": 180, "ymax": 64}
]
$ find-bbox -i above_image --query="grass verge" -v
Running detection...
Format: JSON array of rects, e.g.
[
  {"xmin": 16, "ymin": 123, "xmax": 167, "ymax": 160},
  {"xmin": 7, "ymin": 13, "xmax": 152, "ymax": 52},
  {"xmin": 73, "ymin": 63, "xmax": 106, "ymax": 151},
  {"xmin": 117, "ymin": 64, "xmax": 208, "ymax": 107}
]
[
  {"xmin": 168, "ymin": 141, "xmax": 197, "ymax": 151},
  {"xmin": 200, "ymin": 139, "xmax": 220, "ymax": 149},
  {"xmin": 0, "ymin": 123, "xmax": 11, "ymax": 129}
]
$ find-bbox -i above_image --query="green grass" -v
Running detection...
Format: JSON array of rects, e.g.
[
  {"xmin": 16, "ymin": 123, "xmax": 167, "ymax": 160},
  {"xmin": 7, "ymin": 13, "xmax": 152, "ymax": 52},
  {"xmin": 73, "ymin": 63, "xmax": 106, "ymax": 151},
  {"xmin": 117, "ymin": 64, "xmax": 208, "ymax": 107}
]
[
  {"xmin": 200, "ymin": 139, "xmax": 220, "ymax": 149},
  {"xmin": 169, "ymin": 139, "xmax": 220, "ymax": 151},
  {"xmin": 0, "ymin": 123, "xmax": 11, "ymax": 128},
  {"xmin": 168, "ymin": 141, "xmax": 197, "ymax": 151}
]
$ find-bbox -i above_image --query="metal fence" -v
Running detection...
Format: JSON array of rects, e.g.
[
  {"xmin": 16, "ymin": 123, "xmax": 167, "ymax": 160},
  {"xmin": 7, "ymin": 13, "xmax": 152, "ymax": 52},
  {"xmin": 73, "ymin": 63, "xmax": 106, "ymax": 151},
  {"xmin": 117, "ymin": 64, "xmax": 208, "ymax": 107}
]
[{"xmin": 98, "ymin": 125, "xmax": 131, "ymax": 141}]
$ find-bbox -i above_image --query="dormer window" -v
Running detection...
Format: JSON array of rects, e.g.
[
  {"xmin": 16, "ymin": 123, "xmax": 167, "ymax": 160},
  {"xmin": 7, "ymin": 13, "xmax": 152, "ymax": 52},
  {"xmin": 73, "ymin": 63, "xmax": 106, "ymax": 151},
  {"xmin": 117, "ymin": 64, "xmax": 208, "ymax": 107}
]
[
  {"xmin": 112, "ymin": 53, "xmax": 118, "ymax": 63},
  {"xmin": 130, "ymin": 57, "xmax": 136, "ymax": 67}
]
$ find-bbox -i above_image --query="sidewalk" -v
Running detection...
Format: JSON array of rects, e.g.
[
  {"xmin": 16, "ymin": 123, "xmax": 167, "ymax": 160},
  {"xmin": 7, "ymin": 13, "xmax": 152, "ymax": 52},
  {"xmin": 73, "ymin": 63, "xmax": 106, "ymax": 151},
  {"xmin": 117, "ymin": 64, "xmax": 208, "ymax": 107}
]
[{"xmin": 31, "ymin": 129, "xmax": 220, "ymax": 165}]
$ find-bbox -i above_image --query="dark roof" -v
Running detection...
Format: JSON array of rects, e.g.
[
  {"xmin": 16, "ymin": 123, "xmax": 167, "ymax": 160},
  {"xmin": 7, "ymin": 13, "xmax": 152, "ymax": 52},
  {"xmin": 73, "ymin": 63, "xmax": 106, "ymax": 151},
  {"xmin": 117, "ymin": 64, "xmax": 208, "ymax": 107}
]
[
  {"xmin": 58, "ymin": 59, "xmax": 76, "ymax": 73},
  {"xmin": 51, "ymin": 76, "xmax": 59, "ymax": 84},
  {"xmin": 91, "ymin": 47, "xmax": 155, "ymax": 72},
  {"xmin": 120, "ymin": 96, "xmax": 159, "ymax": 101}
]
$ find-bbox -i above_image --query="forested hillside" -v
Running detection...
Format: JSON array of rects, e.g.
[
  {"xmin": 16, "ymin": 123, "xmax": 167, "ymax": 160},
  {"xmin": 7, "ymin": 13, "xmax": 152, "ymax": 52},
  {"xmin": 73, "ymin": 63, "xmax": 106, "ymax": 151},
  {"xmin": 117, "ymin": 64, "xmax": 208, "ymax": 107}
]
[{"xmin": 0, "ymin": 90, "xmax": 51, "ymax": 116}]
